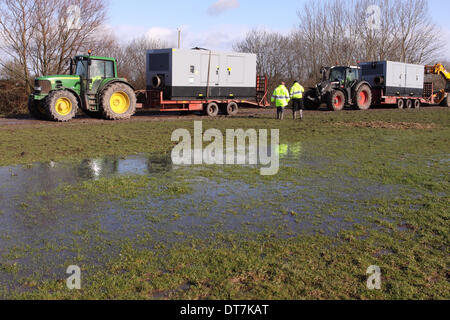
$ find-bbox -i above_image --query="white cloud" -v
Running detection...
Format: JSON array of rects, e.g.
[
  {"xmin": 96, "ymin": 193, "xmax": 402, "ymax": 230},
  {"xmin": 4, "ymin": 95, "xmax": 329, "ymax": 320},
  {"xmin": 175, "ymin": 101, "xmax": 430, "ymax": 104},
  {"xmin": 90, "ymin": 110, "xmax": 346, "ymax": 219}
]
[{"xmin": 207, "ymin": 0, "xmax": 240, "ymax": 16}]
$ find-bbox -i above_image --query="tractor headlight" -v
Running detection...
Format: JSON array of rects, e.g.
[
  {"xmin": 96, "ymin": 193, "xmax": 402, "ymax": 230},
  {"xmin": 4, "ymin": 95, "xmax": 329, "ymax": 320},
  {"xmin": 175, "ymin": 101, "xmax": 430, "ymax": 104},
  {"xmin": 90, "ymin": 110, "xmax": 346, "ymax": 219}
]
[{"xmin": 34, "ymin": 86, "xmax": 42, "ymax": 92}]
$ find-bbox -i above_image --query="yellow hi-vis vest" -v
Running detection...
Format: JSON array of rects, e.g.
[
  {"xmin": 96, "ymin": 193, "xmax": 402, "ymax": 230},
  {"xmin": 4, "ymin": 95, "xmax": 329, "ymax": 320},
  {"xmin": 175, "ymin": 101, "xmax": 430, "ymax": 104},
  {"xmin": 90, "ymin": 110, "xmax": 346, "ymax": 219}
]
[
  {"xmin": 290, "ymin": 82, "xmax": 304, "ymax": 99},
  {"xmin": 271, "ymin": 85, "xmax": 290, "ymax": 107}
]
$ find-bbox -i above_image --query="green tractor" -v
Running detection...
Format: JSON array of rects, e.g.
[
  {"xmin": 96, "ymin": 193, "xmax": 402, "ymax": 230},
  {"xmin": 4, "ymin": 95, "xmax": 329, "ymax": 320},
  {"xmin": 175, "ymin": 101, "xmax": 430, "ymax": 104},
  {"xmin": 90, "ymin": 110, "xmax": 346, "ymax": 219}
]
[{"xmin": 29, "ymin": 52, "xmax": 136, "ymax": 121}]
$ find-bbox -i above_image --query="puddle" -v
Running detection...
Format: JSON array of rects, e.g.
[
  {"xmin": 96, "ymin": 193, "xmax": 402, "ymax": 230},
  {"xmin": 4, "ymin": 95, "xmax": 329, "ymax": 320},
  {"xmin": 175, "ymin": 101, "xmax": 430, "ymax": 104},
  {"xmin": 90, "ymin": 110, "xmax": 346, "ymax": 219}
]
[{"xmin": 0, "ymin": 143, "xmax": 413, "ymax": 291}]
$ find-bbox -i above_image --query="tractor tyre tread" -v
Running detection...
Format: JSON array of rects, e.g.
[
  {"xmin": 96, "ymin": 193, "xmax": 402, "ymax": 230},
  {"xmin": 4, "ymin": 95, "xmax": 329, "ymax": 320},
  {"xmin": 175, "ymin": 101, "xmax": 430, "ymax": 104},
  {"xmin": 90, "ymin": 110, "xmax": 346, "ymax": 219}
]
[
  {"xmin": 100, "ymin": 82, "xmax": 137, "ymax": 120},
  {"xmin": 45, "ymin": 90, "xmax": 78, "ymax": 122}
]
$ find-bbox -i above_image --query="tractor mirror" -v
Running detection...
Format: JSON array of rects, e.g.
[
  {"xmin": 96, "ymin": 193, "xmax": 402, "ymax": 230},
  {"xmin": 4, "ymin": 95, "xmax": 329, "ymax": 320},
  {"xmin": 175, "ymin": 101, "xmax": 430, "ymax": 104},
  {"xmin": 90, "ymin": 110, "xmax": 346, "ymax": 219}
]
[{"xmin": 69, "ymin": 59, "xmax": 74, "ymax": 75}]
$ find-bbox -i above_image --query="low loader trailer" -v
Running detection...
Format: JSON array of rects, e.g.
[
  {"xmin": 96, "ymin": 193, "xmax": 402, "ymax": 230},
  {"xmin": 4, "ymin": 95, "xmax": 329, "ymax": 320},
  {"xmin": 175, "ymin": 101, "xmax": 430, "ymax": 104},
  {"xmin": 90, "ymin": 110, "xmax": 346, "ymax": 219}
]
[
  {"xmin": 29, "ymin": 48, "xmax": 269, "ymax": 122},
  {"xmin": 136, "ymin": 48, "xmax": 269, "ymax": 116},
  {"xmin": 360, "ymin": 61, "xmax": 450, "ymax": 109}
]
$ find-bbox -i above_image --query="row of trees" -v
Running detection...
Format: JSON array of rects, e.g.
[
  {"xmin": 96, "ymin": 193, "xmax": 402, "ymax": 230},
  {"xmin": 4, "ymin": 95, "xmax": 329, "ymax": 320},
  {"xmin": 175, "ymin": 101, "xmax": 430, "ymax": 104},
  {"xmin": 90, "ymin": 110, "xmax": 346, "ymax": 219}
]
[
  {"xmin": 233, "ymin": 0, "xmax": 445, "ymax": 87},
  {"xmin": 0, "ymin": 0, "xmax": 447, "ymax": 115}
]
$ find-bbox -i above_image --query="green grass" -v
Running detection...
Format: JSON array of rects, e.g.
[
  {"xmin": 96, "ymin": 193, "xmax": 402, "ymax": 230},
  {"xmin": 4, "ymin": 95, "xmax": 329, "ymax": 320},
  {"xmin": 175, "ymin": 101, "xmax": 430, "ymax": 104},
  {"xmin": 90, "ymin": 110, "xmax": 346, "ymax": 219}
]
[
  {"xmin": 0, "ymin": 107, "xmax": 449, "ymax": 299},
  {"xmin": 0, "ymin": 108, "xmax": 448, "ymax": 167}
]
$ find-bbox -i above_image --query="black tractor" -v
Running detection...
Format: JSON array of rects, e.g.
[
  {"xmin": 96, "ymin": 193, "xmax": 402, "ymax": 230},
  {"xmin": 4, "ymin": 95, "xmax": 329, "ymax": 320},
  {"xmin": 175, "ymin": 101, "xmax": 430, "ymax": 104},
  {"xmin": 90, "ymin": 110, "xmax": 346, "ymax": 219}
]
[{"xmin": 304, "ymin": 66, "xmax": 372, "ymax": 111}]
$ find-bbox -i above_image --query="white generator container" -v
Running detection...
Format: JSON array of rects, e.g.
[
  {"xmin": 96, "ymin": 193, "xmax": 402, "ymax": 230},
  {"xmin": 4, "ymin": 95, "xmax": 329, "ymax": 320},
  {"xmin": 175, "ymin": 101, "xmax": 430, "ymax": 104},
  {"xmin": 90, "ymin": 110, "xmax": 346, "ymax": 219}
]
[
  {"xmin": 146, "ymin": 48, "xmax": 257, "ymax": 100},
  {"xmin": 360, "ymin": 61, "xmax": 424, "ymax": 97}
]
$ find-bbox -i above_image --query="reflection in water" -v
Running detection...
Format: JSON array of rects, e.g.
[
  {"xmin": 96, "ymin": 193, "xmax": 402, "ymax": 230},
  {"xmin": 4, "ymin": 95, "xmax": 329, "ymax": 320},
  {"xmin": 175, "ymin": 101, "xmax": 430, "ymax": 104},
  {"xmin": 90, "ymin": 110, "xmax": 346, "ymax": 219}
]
[{"xmin": 31, "ymin": 154, "xmax": 174, "ymax": 182}]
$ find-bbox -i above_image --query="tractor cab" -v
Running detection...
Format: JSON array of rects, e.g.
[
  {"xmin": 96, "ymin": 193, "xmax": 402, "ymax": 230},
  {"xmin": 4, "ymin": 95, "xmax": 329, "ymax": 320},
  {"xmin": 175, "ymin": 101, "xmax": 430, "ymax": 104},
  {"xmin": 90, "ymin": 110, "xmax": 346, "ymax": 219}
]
[
  {"xmin": 322, "ymin": 66, "xmax": 360, "ymax": 86},
  {"xmin": 71, "ymin": 54, "xmax": 118, "ymax": 92}
]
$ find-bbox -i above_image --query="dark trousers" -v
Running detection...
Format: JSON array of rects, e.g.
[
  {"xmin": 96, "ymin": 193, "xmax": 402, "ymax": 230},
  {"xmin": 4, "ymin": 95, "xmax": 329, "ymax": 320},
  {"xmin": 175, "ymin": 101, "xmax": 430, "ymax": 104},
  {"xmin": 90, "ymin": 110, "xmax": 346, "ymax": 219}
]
[
  {"xmin": 292, "ymin": 98, "xmax": 304, "ymax": 119},
  {"xmin": 276, "ymin": 107, "xmax": 285, "ymax": 120},
  {"xmin": 292, "ymin": 98, "xmax": 304, "ymax": 111}
]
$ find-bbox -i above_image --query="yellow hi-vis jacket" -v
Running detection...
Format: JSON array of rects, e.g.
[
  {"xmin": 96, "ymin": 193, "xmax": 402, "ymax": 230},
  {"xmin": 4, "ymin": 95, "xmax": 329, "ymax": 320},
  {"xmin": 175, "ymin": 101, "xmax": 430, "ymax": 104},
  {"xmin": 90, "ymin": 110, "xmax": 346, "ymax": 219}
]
[
  {"xmin": 290, "ymin": 82, "xmax": 305, "ymax": 99},
  {"xmin": 271, "ymin": 85, "xmax": 290, "ymax": 107}
]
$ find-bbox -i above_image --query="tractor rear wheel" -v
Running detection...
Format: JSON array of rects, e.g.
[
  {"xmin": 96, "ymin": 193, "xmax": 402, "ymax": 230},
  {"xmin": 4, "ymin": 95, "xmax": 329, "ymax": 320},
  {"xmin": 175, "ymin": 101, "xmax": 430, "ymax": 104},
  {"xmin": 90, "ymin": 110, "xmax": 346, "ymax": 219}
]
[
  {"xmin": 45, "ymin": 90, "xmax": 78, "ymax": 122},
  {"xmin": 225, "ymin": 102, "xmax": 238, "ymax": 116},
  {"xmin": 355, "ymin": 84, "xmax": 372, "ymax": 110},
  {"xmin": 205, "ymin": 102, "xmax": 219, "ymax": 117},
  {"xmin": 327, "ymin": 90, "xmax": 345, "ymax": 111},
  {"xmin": 100, "ymin": 83, "xmax": 136, "ymax": 120},
  {"xmin": 28, "ymin": 97, "xmax": 48, "ymax": 120}
]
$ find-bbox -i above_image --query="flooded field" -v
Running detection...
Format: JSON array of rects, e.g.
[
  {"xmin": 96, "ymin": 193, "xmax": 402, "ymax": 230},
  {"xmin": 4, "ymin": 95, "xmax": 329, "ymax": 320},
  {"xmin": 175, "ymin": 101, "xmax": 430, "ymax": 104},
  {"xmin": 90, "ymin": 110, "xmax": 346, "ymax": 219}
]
[{"xmin": 0, "ymin": 144, "xmax": 415, "ymax": 291}]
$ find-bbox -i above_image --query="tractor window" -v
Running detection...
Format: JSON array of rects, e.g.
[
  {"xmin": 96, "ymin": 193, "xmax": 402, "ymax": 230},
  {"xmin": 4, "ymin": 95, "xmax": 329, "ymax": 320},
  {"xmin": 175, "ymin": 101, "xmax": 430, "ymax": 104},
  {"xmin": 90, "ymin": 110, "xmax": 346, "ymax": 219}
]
[
  {"xmin": 75, "ymin": 60, "xmax": 88, "ymax": 78},
  {"xmin": 90, "ymin": 60, "xmax": 105, "ymax": 79},
  {"xmin": 105, "ymin": 61, "xmax": 114, "ymax": 78},
  {"xmin": 329, "ymin": 68, "xmax": 345, "ymax": 82},
  {"xmin": 346, "ymin": 68, "xmax": 358, "ymax": 82}
]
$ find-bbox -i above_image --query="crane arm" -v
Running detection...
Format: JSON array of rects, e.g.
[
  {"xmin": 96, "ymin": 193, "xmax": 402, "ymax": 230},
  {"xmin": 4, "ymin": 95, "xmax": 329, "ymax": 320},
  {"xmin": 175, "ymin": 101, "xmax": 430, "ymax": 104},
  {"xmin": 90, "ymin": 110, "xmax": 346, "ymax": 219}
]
[{"xmin": 425, "ymin": 63, "xmax": 450, "ymax": 81}]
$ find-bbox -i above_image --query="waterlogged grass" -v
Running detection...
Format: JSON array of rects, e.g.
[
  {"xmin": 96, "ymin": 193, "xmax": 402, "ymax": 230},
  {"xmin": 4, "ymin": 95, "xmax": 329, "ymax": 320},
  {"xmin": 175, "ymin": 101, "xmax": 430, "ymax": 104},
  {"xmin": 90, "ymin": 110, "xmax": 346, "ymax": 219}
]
[
  {"xmin": 0, "ymin": 107, "xmax": 449, "ymax": 299},
  {"xmin": 7, "ymin": 194, "xmax": 449, "ymax": 299}
]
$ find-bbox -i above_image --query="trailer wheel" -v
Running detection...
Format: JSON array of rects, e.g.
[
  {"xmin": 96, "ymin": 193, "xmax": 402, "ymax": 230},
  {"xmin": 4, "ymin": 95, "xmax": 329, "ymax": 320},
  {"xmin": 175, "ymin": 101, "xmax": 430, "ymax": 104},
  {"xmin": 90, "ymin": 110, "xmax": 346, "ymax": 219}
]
[
  {"xmin": 405, "ymin": 99, "xmax": 413, "ymax": 109},
  {"xmin": 205, "ymin": 102, "xmax": 219, "ymax": 117},
  {"xmin": 100, "ymin": 82, "xmax": 136, "ymax": 120},
  {"xmin": 414, "ymin": 100, "xmax": 421, "ymax": 109},
  {"xmin": 45, "ymin": 90, "xmax": 78, "ymax": 122},
  {"xmin": 327, "ymin": 90, "xmax": 345, "ymax": 111},
  {"xmin": 355, "ymin": 84, "xmax": 372, "ymax": 110},
  {"xmin": 397, "ymin": 99, "xmax": 404, "ymax": 109},
  {"xmin": 226, "ymin": 102, "xmax": 239, "ymax": 116},
  {"xmin": 445, "ymin": 96, "xmax": 450, "ymax": 107}
]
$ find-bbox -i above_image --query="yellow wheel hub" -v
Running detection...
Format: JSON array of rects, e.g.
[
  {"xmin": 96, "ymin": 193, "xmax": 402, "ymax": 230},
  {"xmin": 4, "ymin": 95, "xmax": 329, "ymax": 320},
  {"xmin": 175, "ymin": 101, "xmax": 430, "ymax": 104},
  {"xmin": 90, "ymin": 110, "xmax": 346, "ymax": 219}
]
[
  {"xmin": 110, "ymin": 92, "xmax": 130, "ymax": 114},
  {"xmin": 55, "ymin": 98, "xmax": 72, "ymax": 116}
]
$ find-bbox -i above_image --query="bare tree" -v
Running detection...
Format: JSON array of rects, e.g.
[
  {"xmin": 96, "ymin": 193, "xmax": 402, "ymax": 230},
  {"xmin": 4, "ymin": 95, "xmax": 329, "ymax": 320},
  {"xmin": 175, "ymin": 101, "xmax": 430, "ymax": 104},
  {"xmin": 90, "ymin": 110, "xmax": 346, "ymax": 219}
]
[
  {"xmin": 122, "ymin": 36, "xmax": 168, "ymax": 90},
  {"xmin": 29, "ymin": 0, "xmax": 108, "ymax": 75},
  {"xmin": 235, "ymin": 0, "xmax": 442, "ymax": 87},
  {"xmin": 233, "ymin": 29, "xmax": 292, "ymax": 89},
  {"xmin": 0, "ymin": 0, "xmax": 36, "ymax": 93}
]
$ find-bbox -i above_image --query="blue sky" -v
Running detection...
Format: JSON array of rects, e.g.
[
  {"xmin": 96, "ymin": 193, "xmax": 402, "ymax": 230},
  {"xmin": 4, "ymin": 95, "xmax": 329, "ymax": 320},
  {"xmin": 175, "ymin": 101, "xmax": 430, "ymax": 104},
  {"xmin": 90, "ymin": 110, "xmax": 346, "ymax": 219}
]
[{"xmin": 108, "ymin": 0, "xmax": 450, "ymax": 59}]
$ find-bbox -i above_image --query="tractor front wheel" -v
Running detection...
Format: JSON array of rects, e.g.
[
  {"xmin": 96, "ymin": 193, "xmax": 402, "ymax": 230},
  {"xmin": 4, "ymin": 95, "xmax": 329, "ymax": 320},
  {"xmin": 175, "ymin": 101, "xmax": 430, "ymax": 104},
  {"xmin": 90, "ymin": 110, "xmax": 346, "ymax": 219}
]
[
  {"xmin": 327, "ymin": 90, "xmax": 345, "ymax": 111},
  {"xmin": 100, "ymin": 83, "xmax": 137, "ymax": 120},
  {"xmin": 355, "ymin": 84, "xmax": 372, "ymax": 110},
  {"xmin": 45, "ymin": 90, "xmax": 78, "ymax": 122},
  {"xmin": 304, "ymin": 89, "xmax": 319, "ymax": 110},
  {"xmin": 28, "ymin": 97, "xmax": 48, "ymax": 120}
]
